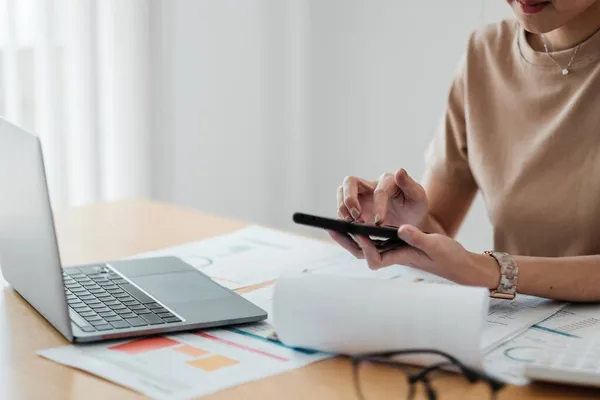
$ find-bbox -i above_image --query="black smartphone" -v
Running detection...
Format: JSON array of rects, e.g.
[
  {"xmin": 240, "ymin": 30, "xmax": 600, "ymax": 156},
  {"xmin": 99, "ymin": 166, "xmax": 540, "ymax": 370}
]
[{"xmin": 292, "ymin": 212, "xmax": 407, "ymax": 250}]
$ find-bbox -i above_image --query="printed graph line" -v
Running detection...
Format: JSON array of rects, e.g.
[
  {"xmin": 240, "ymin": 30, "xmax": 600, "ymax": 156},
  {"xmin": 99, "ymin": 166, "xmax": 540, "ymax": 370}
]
[
  {"xmin": 532, "ymin": 325, "xmax": 580, "ymax": 338},
  {"xmin": 229, "ymin": 328, "xmax": 321, "ymax": 355},
  {"xmin": 194, "ymin": 332, "xmax": 289, "ymax": 362},
  {"xmin": 503, "ymin": 346, "xmax": 540, "ymax": 363}
]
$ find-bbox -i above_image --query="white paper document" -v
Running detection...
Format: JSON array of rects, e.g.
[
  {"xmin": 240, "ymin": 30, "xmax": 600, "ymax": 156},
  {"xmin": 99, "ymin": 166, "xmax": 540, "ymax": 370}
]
[
  {"xmin": 484, "ymin": 326, "xmax": 563, "ymax": 385},
  {"xmin": 483, "ymin": 295, "xmax": 566, "ymax": 352},
  {"xmin": 273, "ymin": 273, "xmax": 490, "ymax": 369},
  {"xmin": 387, "ymin": 268, "xmax": 566, "ymax": 352},
  {"xmin": 483, "ymin": 303, "xmax": 600, "ymax": 384},
  {"xmin": 306, "ymin": 251, "xmax": 409, "ymax": 280},
  {"xmin": 271, "ymin": 273, "xmax": 566, "ymax": 375},
  {"xmin": 39, "ymin": 327, "xmax": 331, "ymax": 400},
  {"xmin": 534, "ymin": 303, "xmax": 600, "ymax": 339},
  {"xmin": 129, "ymin": 225, "xmax": 402, "ymax": 290}
]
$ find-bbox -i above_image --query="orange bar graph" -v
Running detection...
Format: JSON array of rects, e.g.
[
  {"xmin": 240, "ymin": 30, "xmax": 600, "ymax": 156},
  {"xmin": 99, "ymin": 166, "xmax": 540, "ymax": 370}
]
[
  {"xmin": 109, "ymin": 337, "xmax": 180, "ymax": 355},
  {"xmin": 186, "ymin": 355, "xmax": 239, "ymax": 371},
  {"xmin": 172, "ymin": 344, "xmax": 209, "ymax": 358}
]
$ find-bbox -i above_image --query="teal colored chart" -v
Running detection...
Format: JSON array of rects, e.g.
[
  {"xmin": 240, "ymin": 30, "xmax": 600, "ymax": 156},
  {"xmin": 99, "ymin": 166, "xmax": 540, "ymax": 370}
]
[{"xmin": 503, "ymin": 346, "xmax": 541, "ymax": 363}]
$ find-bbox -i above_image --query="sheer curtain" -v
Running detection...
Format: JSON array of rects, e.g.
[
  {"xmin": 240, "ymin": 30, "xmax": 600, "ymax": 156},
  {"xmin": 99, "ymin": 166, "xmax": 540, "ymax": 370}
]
[{"xmin": 0, "ymin": 0, "xmax": 151, "ymax": 209}]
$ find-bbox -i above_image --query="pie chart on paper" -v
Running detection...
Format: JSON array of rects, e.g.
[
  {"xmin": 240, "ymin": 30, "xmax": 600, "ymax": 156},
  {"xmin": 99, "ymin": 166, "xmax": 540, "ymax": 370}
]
[{"xmin": 503, "ymin": 346, "xmax": 542, "ymax": 363}]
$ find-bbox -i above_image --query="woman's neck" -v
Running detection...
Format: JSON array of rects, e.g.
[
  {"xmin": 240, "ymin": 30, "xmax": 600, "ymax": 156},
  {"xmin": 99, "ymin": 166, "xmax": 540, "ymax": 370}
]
[{"xmin": 528, "ymin": 2, "xmax": 600, "ymax": 52}]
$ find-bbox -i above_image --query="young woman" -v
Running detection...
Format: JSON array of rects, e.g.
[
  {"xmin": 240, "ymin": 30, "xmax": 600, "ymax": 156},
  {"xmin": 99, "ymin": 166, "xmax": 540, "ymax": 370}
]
[{"xmin": 331, "ymin": 0, "xmax": 600, "ymax": 302}]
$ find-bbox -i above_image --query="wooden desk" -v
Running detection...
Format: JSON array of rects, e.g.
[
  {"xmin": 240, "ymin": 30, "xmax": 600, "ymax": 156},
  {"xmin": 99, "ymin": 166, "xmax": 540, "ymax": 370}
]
[{"xmin": 1, "ymin": 199, "xmax": 598, "ymax": 400}]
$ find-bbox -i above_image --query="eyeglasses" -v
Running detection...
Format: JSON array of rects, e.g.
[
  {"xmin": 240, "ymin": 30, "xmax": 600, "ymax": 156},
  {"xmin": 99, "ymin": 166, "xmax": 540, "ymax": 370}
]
[{"xmin": 350, "ymin": 349, "xmax": 506, "ymax": 400}]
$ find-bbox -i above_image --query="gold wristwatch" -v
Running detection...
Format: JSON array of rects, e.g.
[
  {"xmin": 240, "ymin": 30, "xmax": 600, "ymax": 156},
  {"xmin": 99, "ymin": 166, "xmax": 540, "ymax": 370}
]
[{"xmin": 484, "ymin": 251, "xmax": 519, "ymax": 300}]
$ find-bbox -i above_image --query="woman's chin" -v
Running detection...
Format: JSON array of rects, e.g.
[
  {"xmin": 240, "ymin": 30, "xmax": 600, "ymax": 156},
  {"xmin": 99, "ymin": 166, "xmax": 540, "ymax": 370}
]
[{"xmin": 510, "ymin": 3, "xmax": 572, "ymax": 35}]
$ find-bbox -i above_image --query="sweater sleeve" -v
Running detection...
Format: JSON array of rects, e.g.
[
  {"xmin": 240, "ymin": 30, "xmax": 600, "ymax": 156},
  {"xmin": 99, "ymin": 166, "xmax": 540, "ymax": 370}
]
[{"xmin": 424, "ymin": 50, "xmax": 476, "ymax": 187}]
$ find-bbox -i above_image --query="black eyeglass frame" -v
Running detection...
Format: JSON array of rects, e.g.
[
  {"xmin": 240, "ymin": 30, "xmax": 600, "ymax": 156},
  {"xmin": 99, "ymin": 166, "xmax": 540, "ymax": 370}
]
[{"xmin": 350, "ymin": 349, "xmax": 506, "ymax": 400}]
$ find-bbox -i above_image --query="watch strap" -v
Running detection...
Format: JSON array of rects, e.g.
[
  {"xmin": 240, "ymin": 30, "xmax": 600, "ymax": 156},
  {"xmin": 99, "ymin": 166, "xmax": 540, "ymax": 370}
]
[{"xmin": 484, "ymin": 251, "xmax": 519, "ymax": 299}]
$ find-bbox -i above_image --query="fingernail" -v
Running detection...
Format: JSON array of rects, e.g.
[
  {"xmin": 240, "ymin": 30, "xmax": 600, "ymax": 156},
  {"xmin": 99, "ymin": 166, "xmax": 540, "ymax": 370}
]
[
  {"xmin": 398, "ymin": 228, "xmax": 411, "ymax": 239},
  {"xmin": 351, "ymin": 208, "xmax": 360, "ymax": 219},
  {"xmin": 345, "ymin": 215, "xmax": 353, "ymax": 222},
  {"xmin": 374, "ymin": 214, "xmax": 381, "ymax": 225}
]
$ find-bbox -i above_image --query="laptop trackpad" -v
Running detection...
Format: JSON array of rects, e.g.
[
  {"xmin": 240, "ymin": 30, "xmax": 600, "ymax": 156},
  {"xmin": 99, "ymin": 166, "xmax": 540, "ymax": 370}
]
[{"xmin": 130, "ymin": 271, "xmax": 232, "ymax": 305}]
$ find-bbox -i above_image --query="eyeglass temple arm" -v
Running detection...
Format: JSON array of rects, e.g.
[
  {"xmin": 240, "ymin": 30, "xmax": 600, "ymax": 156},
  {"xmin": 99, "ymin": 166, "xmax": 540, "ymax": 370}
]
[{"xmin": 353, "ymin": 349, "xmax": 505, "ymax": 390}]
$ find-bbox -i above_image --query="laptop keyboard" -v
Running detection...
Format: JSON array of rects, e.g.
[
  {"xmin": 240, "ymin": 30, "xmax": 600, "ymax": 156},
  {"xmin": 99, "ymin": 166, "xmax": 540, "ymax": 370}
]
[{"xmin": 63, "ymin": 265, "xmax": 182, "ymax": 333}]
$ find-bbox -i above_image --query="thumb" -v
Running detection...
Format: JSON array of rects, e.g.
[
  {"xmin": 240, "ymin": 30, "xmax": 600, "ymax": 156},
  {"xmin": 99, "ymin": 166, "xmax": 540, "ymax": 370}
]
[
  {"xmin": 394, "ymin": 169, "xmax": 426, "ymax": 203},
  {"xmin": 397, "ymin": 224, "xmax": 434, "ymax": 253}
]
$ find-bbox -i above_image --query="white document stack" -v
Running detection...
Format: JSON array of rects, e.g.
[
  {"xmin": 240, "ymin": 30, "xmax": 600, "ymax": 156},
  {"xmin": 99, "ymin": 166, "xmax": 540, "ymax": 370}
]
[
  {"xmin": 272, "ymin": 273, "xmax": 566, "ymax": 372},
  {"xmin": 273, "ymin": 273, "xmax": 489, "ymax": 369}
]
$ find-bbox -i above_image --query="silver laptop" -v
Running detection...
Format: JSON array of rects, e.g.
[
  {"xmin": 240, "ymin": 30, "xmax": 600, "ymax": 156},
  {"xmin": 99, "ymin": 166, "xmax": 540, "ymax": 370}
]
[{"xmin": 0, "ymin": 118, "xmax": 267, "ymax": 342}]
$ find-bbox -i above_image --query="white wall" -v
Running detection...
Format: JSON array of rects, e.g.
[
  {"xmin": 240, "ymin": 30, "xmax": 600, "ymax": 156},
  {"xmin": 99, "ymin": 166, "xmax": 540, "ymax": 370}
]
[
  {"xmin": 152, "ymin": 0, "xmax": 515, "ymax": 252},
  {"xmin": 152, "ymin": 0, "xmax": 312, "ymax": 227},
  {"xmin": 482, "ymin": 0, "xmax": 515, "ymax": 24},
  {"xmin": 153, "ymin": 0, "xmax": 272, "ymax": 224}
]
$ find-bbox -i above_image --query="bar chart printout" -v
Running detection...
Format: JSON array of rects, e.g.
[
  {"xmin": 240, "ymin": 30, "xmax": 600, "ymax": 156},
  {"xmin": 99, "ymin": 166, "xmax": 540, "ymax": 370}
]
[{"xmin": 38, "ymin": 329, "xmax": 331, "ymax": 400}]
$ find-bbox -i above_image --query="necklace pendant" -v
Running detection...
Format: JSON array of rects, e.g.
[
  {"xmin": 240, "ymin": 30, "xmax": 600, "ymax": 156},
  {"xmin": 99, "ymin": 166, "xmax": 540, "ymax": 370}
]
[{"xmin": 561, "ymin": 68, "xmax": 569, "ymax": 76}]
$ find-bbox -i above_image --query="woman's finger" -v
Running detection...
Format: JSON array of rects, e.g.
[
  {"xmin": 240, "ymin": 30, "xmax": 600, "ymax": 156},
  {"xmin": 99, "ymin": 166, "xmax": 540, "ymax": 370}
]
[
  {"xmin": 394, "ymin": 168, "xmax": 426, "ymax": 203},
  {"xmin": 373, "ymin": 173, "xmax": 398, "ymax": 225},
  {"xmin": 397, "ymin": 225, "xmax": 436, "ymax": 256},
  {"xmin": 342, "ymin": 176, "xmax": 376, "ymax": 220},
  {"xmin": 337, "ymin": 186, "xmax": 352, "ymax": 220},
  {"xmin": 342, "ymin": 176, "xmax": 361, "ymax": 219},
  {"xmin": 328, "ymin": 231, "xmax": 364, "ymax": 259},
  {"xmin": 353, "ymin": 235, "xmax": 385, "ymax": 270}
]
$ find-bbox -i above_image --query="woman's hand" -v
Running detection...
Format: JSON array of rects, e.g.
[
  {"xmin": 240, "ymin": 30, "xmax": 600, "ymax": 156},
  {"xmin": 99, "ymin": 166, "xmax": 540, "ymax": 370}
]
[
  {"xmin": 337, "ymin": 169, "xmax": 428, "ymax": 227},
  {"xmin": 330, "ymin": 225, "xmax": 500, "ymax": 288},
  {"xmin": 331, "ymin": 168, "xmax": 499, "ymax": 288}
]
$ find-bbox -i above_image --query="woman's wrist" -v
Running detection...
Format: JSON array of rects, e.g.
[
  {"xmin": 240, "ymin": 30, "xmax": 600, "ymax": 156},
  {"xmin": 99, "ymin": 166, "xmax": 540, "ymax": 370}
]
[{"xmin": 468, "ymin": 252, "xmax": 502, "ymax": 289}]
